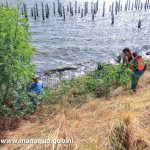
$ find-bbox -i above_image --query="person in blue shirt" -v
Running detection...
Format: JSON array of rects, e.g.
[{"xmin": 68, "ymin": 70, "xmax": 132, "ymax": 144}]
[
  {"xmin": 31, "ymin": 76, "xmax": 44, "ymax": 95},
  {"xmin": 30, "ymin": 75, "xmax": 44, "ymax": 105}
]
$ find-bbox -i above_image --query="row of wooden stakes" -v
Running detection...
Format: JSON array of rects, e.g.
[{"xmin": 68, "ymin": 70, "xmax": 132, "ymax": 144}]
[{"xmin": 2, "ymin": 0, "xmax": 150, "ymax": 27}]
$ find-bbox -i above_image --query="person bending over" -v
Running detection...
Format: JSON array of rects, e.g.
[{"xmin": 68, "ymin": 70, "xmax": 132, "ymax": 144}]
[{"xmin": 123, "ymin": 47, "xmax": 147, "ymax": 93}]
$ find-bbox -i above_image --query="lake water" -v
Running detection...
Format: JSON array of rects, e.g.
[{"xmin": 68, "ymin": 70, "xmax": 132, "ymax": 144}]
[{"xmin": 1, "ymin": 0, "xmax": 150, "ymax": 85}]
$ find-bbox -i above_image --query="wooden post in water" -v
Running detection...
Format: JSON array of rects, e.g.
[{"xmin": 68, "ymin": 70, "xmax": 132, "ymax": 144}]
[
  {"xmin": 81, "ymin": 8, "xmax": 83, "ymax": 17},
  {"xmin": 115, "ymin": 1, "xmax": 118, "ymax": 15},
  {"xmin": 147, "ymin": 0, "xmax": 149, "ymax": 9},
  {"xmin": 118, "ymin": 0, "xmax": 121, "ymax": 12},
  {"xmin": 84, "ymin": 2, "xmax": 87, "ymax": 16},
  {"xmin": 138, "ymin": 0, "xmax": 141, "ymax": 9},
  {"xmin": 41, "ymin": 2, "xmax": 45, "ymax": 20},
  {"xmin": 78, "ymin": 6, "xmax": 80, "ymax": 13},
  {"xmin": 31, "ymin": 8, "xmax": 33, "ymax": 17},
  {"xmin": 67, "ymin": 5, "xmax": 69, "ymax": 12},
  {"xmin": 138, "ymin": 19, "xmax": 141, "ymax": 28},
  {"xmin": 35, "ymin": 3, "xmax": 38, "ymax": 16},
  {"xmin": 135, "ymin": 0, "xmax": 137, "ymax": 10},
  {"xmin": 71, "ymin": 7, "xmax": 73, "ymax": 16},
  {"xmin": 23, "ymin": 3, "xmax": 28, "ymax": 18},
  {"xmin": 59, "ymin": 3, "xmax": 62, "ymax": 17},
  {"xmin": 131, "ymin": 3, "xmax": 134, "ymax": 10},
  {"xmin": 94, "ymin": 3, "xmax": 96, "ymax": 14},
  {"xmin": 144, "ymin": 1, "xmax": 147, "ymax": 10},
  {"xmin": 91, "ymin": 1, "xmax": 93, "ymax": 13},
  {"xmin": 86, "ymin": 2, "xmax": 89, "ymax": 13},
  {"xmin": 53, "ymin": 2, "xmax": 56, "ymax": 14},
  {"xmin": 21, "ymin": 6, "xmax": 24, "ymax": 15},
  {"xmin": 69, "ymin": 2, "xmax": 72, "ymax": 14},
  {"xmin": 102, "ymin": 1, "xmax": 105, "ymax": 17},
  {"xmin": 120, "ymin": 4, "xmax": 122, "ymax": 11},
  {"xmin": 63, "ymin": 6, "xmax": 65, "ymax": 20},
  {"xmin": 6, "ymin": 1, "xmax": 8, "ymax": 7},
  {"xmin": 45, "ymin": 4, "xmax": 48, "ymax": 18},
  {"xmin": 141, "ymin": 2, "xmax": 143, "ymax": 9},
  {"xmin": 111, "ymin": 13, "xmax": 114, "ymax": 25},
  {"xmin": 147, "ymin": 0, "xmax": 149, "ymax": 8},
  {"xmin": 125, "ymin": 4, "xmax": 127, "ymax": 11},
  {"xmin": 75, "ymin": 1, "xmax": 77, "ymax": 13},
  {"xmin": 109, "ymin": 5, "xmax": 111, "ymax": 13},
  {"xmin": 34, "ymin": 7, "xmax": 37, "ymax": 20},
  {"xmin": 92, "ymin": 12, "xmax": 94, "ymax": 21},
  {"xmin": 111, "ymin": 2, "xmax": 114, "ymax": 15},
  {"xmin": 58, "ymin": 0, "xmax": 60, "ymax": 14},
  {"xmin": 128, "ymin": 0, "xmax": 131, "ymax": 10},
  {"xmin": 45, "ymin": 3, "xmax": 49, "ymax": 18},
  {"xmin": 127, "ymin": 0, "xmax": 129, "ymax": 10},
  {"xmin": 96, "ymin": 0, "xmax": 99, "ymax": 12}
]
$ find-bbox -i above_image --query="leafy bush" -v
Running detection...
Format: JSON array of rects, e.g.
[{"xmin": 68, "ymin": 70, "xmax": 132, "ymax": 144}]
[
  {"xmin": 0, "ymin": 5, "xmax": 34, "ymax": 117},
  {"xmin": 45, "ymin": 64, "xmax": 131, "ymax": 106}
]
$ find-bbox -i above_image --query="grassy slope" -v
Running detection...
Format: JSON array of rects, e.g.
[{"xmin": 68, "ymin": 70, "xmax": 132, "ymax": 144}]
[{"xmin": 1, "ymin": 72, "xmax": 150, "ymax": 150}]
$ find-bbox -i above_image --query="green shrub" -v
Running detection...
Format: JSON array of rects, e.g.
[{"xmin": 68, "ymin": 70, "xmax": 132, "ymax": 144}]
[
  {"xmin": 45, "ymin": 64, "xmax": 131, "ymax": 106},
  {"xmin": 0, "ymin": 5, "xmax": 34, "ymax": 117}
]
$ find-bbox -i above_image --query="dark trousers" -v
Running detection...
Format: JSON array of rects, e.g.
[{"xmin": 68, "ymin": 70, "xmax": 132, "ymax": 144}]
[{"xmin": 131, "ymin": 68, "xmax": 146, "ymax": 90}]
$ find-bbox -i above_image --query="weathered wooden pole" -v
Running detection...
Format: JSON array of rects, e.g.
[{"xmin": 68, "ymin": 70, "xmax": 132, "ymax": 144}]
[
  {"xmin": 45, "ymin": 3, "xmax": 49, "ymax": 18},
  {"xmin": 92, "ymin": 12, "xmax": 94, "ymax": 21},
  {"xmin": 147, "ymin": 0, "xmax": 149, "ymax": 9},
  {"xmin": 6, "ymin": 1, "xmax": 8, "ymax": 7},
  {"xmin": 148, "ymin": 0, "xmax": 150, "ymax": 8},
  {"xmin": 86, "ymin": 2, "xmax": 89, "ymax": 13},
  {"xmin": 125, "ymin": 4, "xmax": 127, "ymax": 11},
  {"xmin": 128, "ymin": 0, "xmax": 131, "ymax": 10},
  {"xmin": 23, "ymin": 3, "xmax": 28, "ymax": 18},
  {"xmin": 59, "ymin": 3, "xmax": 62, "ymax": 17},
  {"xmin": 46, "ymin": 4, "xmax": 48, "ymax": 18},
  {"xmin": 111, "ymin": 2, "xmax": 114, "ymax": 15},
  {"xmin": 71, "ymin": 7, "xmax": 73, "ymax": 16},
  {"xmin": 58, "ymin": 0, "xmax": 60, "ymax": 14},
  {"xmin": 141, "ymin": 2, "xmax": 143, "ymax": 9},
  {"xmin": 91, "ymin": 1, "xmax": 93, "ymax": 13},
  {"xmin": 63, "ymin": 6, "xmax": 65, "ymax": 20},
  {"xmin": 102, "ymin": 1, "xmax": 105, "ymax": 17},
  {"xmin": 53, "ymin": 2, "xmax": 56, "ymax": 14},
  {"xmin": 120, "ymin": 4, "xmax": 122, "ymax": 11},
  {"xmin": 31, "ymin": 8, "xmax": 33, "ymax": 17},
  {"xmin": 138, "ymin": 0, "xmax": 141, "ymax": 9},
  {"xmin": 96, "ymin": 0, "xmax": 99, "ymax": 12},
  {"xmin": 109, "ymin": 5, "xmax": 111, "ymax": 13},
  {"xmin": 67, "ymin": 5, "xmax": 69, "ymax": 12},
  {"xmin": 131, "ymin": 3, "xmax": 134, "ymax": 10},
  {"xmin": 69, "ymin": 2, "xmax": 72, "ymax": 14},
  {"xmin": 94, "ymin": 3, "xmax": 96, "ymax": 14},
  {"xmin": 35, "ymin": 3, "xmax": 38, "ymax": 16},
  {"xmin": 135, "ymin": 0, "xmax": 137, "ymax": 10},
  {"xmin": 118, "ymin": 0, "xmax": 121, "ymax": 12},
  {"xmin": 41, "ymin": 2, "xmax": 45, "ymax": 20},
  {"xmin": 111, "ymin": 13, "xmax": 114, "ymax": 25},
  {"xmin": 34, "ymin": 7, "xmax": 37, "ymax": 20},
  {"xmin": 84, "ymin": 2, "xmax": 87, "ymax": 15},
  {"xmin": 21, "ymin": 6, "xmax": 24, "ymax": 15},
  {"xmin": 115, "ymin": 1, "xmax": 118, "ymax": 15},
  {"xmin": 81, "ymin": 8, "xmax": 83, "ymax": 17},
  {"xmin": 78, "ymin": 6, "xmax": 80, "ymax": 13},
  {"xmin": 138, "ymin": 19, "xmax": 141, "ymax": 28},
  {"xmin": 75, "ymin": 1, "xmax": 77, "ymax": 13},
  {"xmin": 126, "ymin": 0, "xmax": 129, "ymax": 10},
  {"xmin": 144, "ymin": 1, "xmax": 147, "ymax": 10}
]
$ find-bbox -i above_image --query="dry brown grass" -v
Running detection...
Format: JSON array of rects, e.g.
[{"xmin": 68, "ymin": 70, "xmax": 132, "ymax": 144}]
[{"xmin": 1, "ymin": 71, "xmax": 150, "ymax": 150}]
